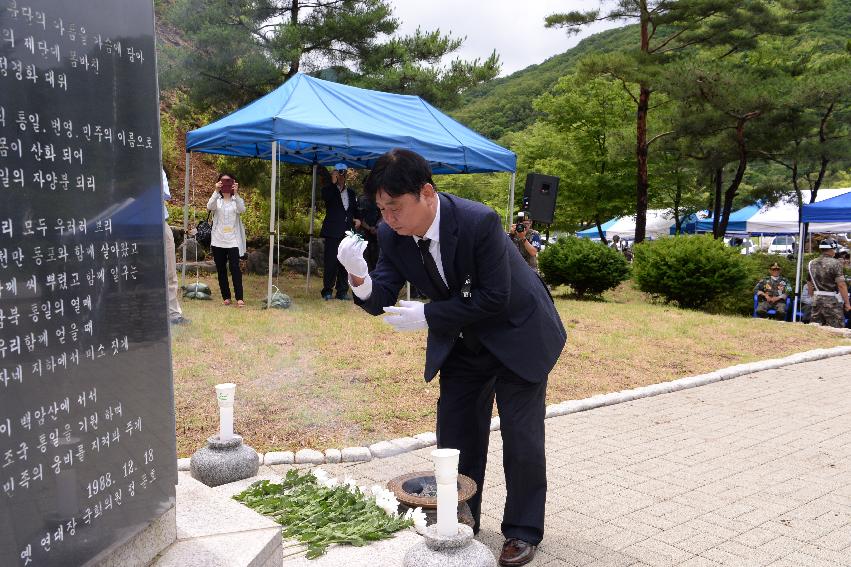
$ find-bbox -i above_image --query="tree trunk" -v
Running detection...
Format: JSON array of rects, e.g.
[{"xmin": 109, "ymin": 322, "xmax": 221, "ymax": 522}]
[
  {"xmin": 635, "ymin": 85, "xmax": 650, "ymax": 244},
  {"xmin": 634, "ymin": 5, "xmax": 651, "ymax": 244},
  {"xmin": 811, "ymin": 101, "xmax": 835, "ymax": 203},
  {"xmin": 712, "ymin": 167, "xmax": 722, "ymax": 238},
  {"xmin": 673, "ymin": 166, "xmax": 683, "ymax": 234},
  {"xmin": 285, "ymin": 0, "xmax": 301, "ymax": 78},
  {"xmin": 716, "ymin": 119, "xmax": 751, "ymax": 237},
  {"xmin": 595, "ymin": 214, "xmax": 607, "ymax": 245}
]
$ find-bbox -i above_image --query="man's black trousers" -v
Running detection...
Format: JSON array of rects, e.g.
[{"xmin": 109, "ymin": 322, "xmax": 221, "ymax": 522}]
[
  {"xmin": 322, "ymin": 237, "xmax": 350, "ymax": 298},
  {"xmin": 437, "ymin": 341, "xmax": 547, "ymax": 545}
]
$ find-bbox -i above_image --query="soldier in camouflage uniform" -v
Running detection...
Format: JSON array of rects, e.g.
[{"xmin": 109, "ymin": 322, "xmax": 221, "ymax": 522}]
[
  {"xmin": 754, "ymin": 262, "xmax": 790, "ymax": 320},
  {"xmin": 806, "ymin": 239, "xmax": 851, "ymax": 328}
]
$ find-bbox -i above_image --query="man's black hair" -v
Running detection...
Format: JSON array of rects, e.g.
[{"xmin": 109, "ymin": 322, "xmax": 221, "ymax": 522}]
[{"xmin": 364, "ymin": 148, "xmax": 435, "ymax": 199}]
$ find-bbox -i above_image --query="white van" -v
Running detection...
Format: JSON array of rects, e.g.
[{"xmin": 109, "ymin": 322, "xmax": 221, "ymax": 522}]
[{"xmin": 768, "ymin": 235, "xmax": 796, "ymax": 255}]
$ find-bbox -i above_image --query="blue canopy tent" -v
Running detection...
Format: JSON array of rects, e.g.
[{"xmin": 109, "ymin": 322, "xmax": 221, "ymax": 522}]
[
  {"xmin": 789, "ymin": 190, "xmax": 851, "ymax": 321},
  {"xmin": 695, "ymin": 204, "xmax": 762, "ymax": 234},
  {"xmin": 182, "ymin": 73, "xmax": 517, "ymax": 302},
  {"xmin": 802, "ymin": 190, "xmax": 851, "ymax": 223}
]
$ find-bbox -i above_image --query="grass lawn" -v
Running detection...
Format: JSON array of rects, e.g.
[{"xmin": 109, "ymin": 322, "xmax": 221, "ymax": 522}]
[{"xmin": 171, "ymin": 271, "xmax": 848, "ymax": 457}]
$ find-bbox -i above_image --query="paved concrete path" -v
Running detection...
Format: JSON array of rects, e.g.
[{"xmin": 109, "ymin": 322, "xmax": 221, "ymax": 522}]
[{"xmin": 220, "ymin": 354, "xmax": 851, "ymax": 566}]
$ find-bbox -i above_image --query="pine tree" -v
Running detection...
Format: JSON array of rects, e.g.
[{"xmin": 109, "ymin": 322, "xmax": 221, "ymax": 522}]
[
  {"xmin": 159, "ymin": 0, "xmax": 499, "ymax": 115},
  {"xmin": 544, "ymin": 0, "xmax": 824, "ymax": 242}
]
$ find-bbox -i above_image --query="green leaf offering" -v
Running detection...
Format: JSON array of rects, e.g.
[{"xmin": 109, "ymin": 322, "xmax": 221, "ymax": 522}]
[{"xmin": 233, "ymin": 469, "xmax": 412, "ymax": 559}]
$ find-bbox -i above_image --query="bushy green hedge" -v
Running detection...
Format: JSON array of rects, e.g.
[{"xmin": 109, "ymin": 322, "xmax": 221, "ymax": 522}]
[
  {"xmin": 632, "ymin": 235, "xmax": 748, "ymax": 309},
  {"xmin": 538, "ymin": 236, "xmax": 630, "ymax": 298},
  {"xmin": 705, "ymin": 252, "xmax": 815, "ymax": 316}
]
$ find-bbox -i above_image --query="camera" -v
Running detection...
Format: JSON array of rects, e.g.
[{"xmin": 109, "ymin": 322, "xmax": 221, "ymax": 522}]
[{"xmin": 515, "ymin": 223, "xmax": 525, "ymax": 233}]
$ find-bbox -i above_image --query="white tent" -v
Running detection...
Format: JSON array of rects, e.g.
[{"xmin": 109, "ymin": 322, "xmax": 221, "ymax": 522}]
[{"xmin": 576, "ymin": 210, "xmax": 681, "ymax": 240}]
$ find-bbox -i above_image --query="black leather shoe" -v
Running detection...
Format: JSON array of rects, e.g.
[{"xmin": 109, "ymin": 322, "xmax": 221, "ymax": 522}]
[{"xmin": 499, "ymin": 538, "xmax": 537, "ymax": 567}]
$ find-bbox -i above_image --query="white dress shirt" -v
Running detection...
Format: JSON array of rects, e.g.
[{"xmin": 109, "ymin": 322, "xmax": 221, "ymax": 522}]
[{"xmin": 340, "ymin": 185, "xmax": 350, "ymax": 211}]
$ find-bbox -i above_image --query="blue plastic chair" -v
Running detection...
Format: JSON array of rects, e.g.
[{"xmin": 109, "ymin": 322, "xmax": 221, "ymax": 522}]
[{"xmin": 753, "ymin": 294, "xmax": 791, "ymax": 320}]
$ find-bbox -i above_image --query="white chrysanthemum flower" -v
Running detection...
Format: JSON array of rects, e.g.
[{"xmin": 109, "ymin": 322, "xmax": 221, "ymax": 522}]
[
  {"xmin": 310, "ymin": 468, "xmax": 329, "ymax": 482},
  {"xmin": 377, "ymin": 498, "xmax": 399, "ymax": 518},
  {"xmin": 344, "ymin": 476, "xmax": 359, "ymax": 493},
  {"xmin": 410, "ymin": 507, "xmax": 428, "ymax": 534}
]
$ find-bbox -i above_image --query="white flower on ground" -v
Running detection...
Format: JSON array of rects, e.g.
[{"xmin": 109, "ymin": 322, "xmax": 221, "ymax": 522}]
[
  {"xmin": 404, "ymin": 507, "xmax": 428, "ymax": 534},
  {"xmin": 310, "ymin": 468, "xmax": 329, "ymax": 483},
  {"xmin": 310, "ymin": 468, "xmax": 339, "ymax": 489},
  {"xmin": 371, "ymin": 485, "xmax": 400, "ymax": 518},
  {"xmin": 343, "ymin": 476, "xmax": 359, "ymax": 493}
]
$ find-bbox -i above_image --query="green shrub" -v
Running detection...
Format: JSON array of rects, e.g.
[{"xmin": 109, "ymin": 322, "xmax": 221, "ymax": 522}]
[
  {"xmin": 705, "ymin": 252, "xmax": 816, "ymax": 316},
  {"xmin": 632, "ymin": 235, "xmax": 748, "ymax": 309},
  {"xmin": 538, "ymin": 236, "xmax": 630, "ymax": 298}
]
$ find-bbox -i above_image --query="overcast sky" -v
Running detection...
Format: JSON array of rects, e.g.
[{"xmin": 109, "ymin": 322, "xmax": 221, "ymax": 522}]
[{"xmin": 391, "ymin": 0, "xmax": 623, "ymax": 77}]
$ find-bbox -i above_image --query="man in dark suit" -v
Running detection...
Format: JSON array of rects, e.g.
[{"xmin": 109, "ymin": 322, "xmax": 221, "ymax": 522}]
[
  {"xmin": 337, "ymin": 149, "xmax": 566, "ymax": 567},
  {"xmin": 320, "ymin": 163, "xmax": 360, "ymax": 300}
]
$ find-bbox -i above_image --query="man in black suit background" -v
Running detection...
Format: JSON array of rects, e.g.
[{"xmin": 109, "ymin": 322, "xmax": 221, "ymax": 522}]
[
  {"xmin": 320, "ymin": 163, "xmax": 360, "ymax": 300},
  {"xmin": 337, "ymin": 149, "xmax": 566, "ymax": 567}
]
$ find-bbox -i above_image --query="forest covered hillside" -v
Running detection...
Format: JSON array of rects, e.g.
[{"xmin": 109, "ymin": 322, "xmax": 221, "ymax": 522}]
[{"xmin": 450, "ymin": 0, "xmax": 850, "ymax": 143}]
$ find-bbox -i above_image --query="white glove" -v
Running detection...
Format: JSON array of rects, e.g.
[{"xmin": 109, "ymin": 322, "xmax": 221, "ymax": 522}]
[
  {"xmin": 337, "ymin": 234, "xmax": 369, "ymax": 278},
  {"xmin": 382, "ymin": 300, "xmax": 427, "ymax": 332}
]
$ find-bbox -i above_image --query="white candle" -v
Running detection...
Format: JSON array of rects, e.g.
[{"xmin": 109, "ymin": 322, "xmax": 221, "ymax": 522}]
[
  {"xmin": 432, "ymin": 448, "xmax": 460, "ymax": 537},
  {"xmin": 215, "ymin": 383, "xmax": 236, "ymax": 441}
]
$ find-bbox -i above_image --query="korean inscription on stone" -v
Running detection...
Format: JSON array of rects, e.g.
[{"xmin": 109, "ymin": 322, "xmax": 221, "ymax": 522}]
[{"xmin": 0, "ymin": 1, "xmax": 177, "ymax": 565}]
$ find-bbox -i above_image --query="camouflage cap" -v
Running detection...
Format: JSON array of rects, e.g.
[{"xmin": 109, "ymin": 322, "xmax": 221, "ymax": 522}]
[{"xmin": 769, "ymin": 262, "xmax": 781, "ymax": 270}]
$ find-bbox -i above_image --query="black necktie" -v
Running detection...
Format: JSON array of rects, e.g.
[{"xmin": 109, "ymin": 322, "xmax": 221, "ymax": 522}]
[
  {"xmin": 417, "ymin": 238, "xmax": 450, "ymax": 300},
  {"xmin": 417, "ymin": 238, "xmax": 481, "ymax": 353}
]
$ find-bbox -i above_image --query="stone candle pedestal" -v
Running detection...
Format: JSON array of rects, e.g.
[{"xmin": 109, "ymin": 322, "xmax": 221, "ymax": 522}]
[
  {"xmin": 387, "ymin": 471, "xmax": 477, "ymax": 528},
  {"xmin": 190, "ymin": 434, "xmax": 259, "ymax": 487},
  {"xmin": 403, "ymin": 524, "xmax": 495, "ymax": 567}
]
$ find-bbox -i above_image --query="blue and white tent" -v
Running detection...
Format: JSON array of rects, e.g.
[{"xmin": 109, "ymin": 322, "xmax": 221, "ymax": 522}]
[
  {"xmin": 183, "ymin": 73, "xmax": 518, "ymax": 301},
  {"xmin": 186, "ymin": 73, "xmax": 516, "ymax": 174},
  {"xmin": 577, "ymin": 209, "xmax": 702, "ymax": 240},
  {"xmin": 788, "ymin": 189, "xmax": 851, "ymax": 321},
  {"xmin": 695, "ymin": 189, "xmax": 851, "ymax": 235}
]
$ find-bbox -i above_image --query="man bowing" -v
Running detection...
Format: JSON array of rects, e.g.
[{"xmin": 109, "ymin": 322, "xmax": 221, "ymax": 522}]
[{"xmin": 337, "ymin": 149, "xmax": 566, "ymax": 567}]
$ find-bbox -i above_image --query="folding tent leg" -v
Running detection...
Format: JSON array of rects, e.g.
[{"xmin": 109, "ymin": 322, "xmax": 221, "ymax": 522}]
[
  {"xmin": 792, "ymin": 222, "xmax": 806, "ymax": 322},
  {"xmin": 506, "ymin": 172, "xmax": 516, "ymax": 230},
  {"xmin": 306, "ymin": 165, "xmax": 317, "ymax": 293},
  {"xmin": 180, "ymin": 151, "xmax": 190, "ymax": 289},
  {"xmin": 267, "ymin": 141, "xmax": 277, "ymax": 307}
]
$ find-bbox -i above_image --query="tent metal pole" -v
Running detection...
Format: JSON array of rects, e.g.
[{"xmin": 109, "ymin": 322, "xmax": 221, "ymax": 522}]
[
  {"xmin": 506, "ymin": 172, "xmax": 516, "ymax": 230},
  {"xmin": 267, "ymin": 141, "xmax": 277, "ymax": 307},
  {"xmin": 792, "ymin": 221, "xmax": 806, "ymax": 322},
  {"xmin": 180, "ymin": 151, "xmax": 190, "ymax": 288},
  {"xmin": 306, "ymin": 165, "xmax": 317, "ymax": 293}
]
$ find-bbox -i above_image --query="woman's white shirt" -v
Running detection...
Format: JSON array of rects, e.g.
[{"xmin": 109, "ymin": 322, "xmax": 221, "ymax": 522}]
[{"xmin": 207, "ymin": 193, "xmax": 246, "ymax": 252}]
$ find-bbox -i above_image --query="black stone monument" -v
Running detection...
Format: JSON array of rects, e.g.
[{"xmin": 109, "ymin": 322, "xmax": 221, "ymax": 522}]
[{"xmin": 0, "ymin": 1, "xmax": 177, "ymax": 565}]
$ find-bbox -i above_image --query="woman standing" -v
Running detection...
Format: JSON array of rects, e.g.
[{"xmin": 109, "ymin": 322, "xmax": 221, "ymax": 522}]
[{"xmin": 207, "ymin": 173, "xmax": 247, "ymax": 306}]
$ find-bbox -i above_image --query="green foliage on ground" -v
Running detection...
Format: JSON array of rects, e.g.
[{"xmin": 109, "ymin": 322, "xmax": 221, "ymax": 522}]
[
  {"xmin": 632, "ymin": 235, "xmax": 748, "ymax": 309},
  {"xmin": 234, "ymin": 469, "xmax": 411, "ymax": 559},
  {"xmin": 538, "ymin": 236, "xmax": 630, "ymax": 298}
]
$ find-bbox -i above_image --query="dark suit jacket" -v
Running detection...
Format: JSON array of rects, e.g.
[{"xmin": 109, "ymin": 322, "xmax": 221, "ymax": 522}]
[
  {"xmin": 355, "ymin": 193, "xmax": 566, "ymax": 383},
  {"xmin": 320, "ymin": 183, "xmax": 359, "ymax": 239}
]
